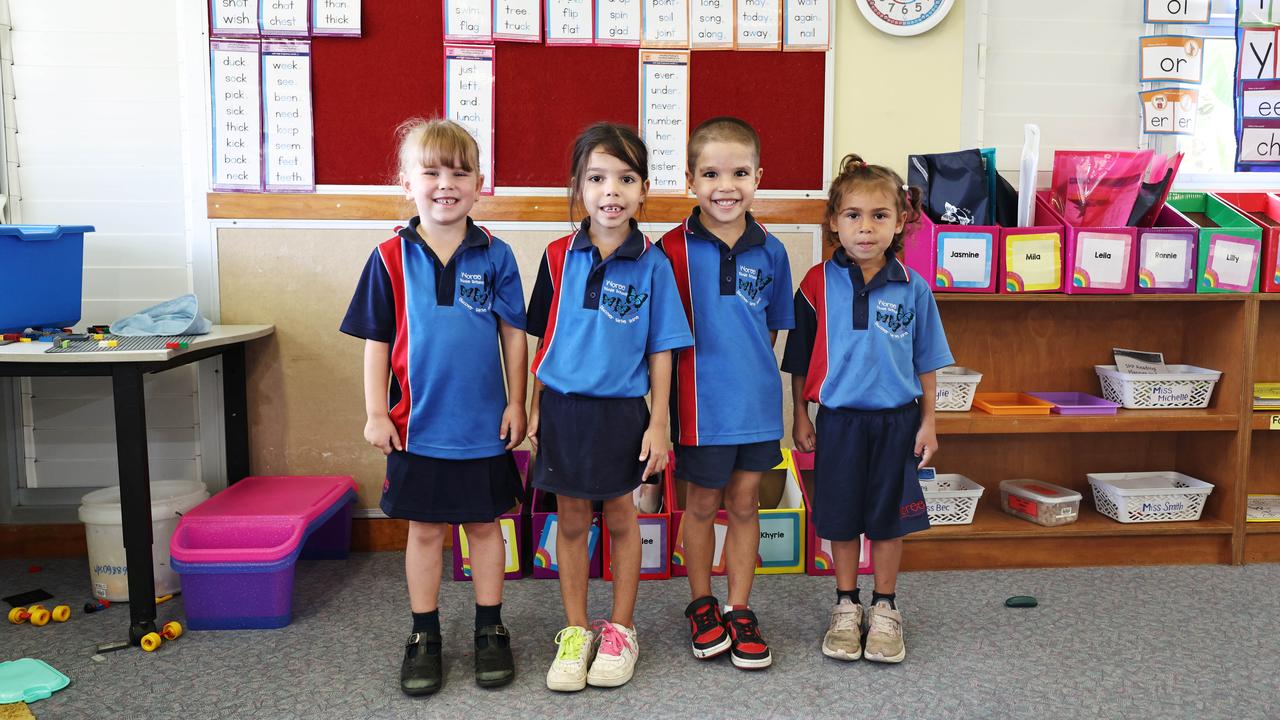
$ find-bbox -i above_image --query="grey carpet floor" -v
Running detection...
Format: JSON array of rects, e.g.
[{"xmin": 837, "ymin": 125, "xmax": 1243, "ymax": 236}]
[{"xmin": 3, "ymin": 553, "xmax": 1280, "ymax": 719}]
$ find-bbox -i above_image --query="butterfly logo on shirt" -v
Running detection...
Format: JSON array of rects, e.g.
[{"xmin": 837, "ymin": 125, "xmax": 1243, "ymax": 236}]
[
  {"xmin": 736, "ymin": 266, "xmax": 773, "ymax": 306},
  {"xmin": 600, "ymin": 280, "xmax": 649, "ymax": 324},
  {"xmin": 457, "ymin": 271, "xmax": 493, "ymax": 312},
  {"xmin": 875, "ymin": 300, "xmax": 915, "ymax": 337}
]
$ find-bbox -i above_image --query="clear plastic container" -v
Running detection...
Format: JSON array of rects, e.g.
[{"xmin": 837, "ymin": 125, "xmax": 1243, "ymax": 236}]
[{"xmin": 999, "ymin": 479, "xmax": 1082, "ymax": 527}]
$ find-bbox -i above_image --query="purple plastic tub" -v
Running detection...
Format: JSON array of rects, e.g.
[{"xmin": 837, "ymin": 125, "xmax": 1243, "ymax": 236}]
[
  {"xmin": 170, "ymin": 483, "xmax": 356, "ymax": 630},
  {"xmin": 1027, "ymin": 392, "xmax": 1120, "ymax": 415}
]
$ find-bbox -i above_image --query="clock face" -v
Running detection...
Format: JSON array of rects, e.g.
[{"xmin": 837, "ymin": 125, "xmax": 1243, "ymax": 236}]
[{"xmin": 858, "ymin": 0, "xmax": 954, "ymax": 36}]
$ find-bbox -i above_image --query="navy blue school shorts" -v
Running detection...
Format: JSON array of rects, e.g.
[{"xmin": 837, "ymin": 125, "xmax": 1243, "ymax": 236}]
[
  {"xmin": 382, "ymin": 450, "xmax": 524, "ymax": 524},
  {"xmin": 674, "ymin": 440, "xmax": 783, "ymax": 490},
  {"xmin": 531, "ymin": 388, "xmax": 650, "ymax": 501},
  {"xmin": 813, "ymin": 402, "xmax": 931, "ymax": 542}
]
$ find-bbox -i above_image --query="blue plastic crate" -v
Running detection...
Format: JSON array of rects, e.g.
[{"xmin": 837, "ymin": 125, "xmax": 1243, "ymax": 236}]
[{"xmin": 0, "ymin": 224, "xmax": 92, "ymax": 332}]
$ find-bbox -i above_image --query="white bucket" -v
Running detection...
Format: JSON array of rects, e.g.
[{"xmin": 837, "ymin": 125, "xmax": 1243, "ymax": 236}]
[{"xmin": 78, "ymin": 480, "xmax": 209, "ymax": 602}]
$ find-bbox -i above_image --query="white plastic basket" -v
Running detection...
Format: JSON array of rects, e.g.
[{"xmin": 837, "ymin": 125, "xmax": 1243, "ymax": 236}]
[
  {"xmin": 1086, "ymin": 471, "xmax": 1213, "ymax": 523},
  {"xmin": 920, "ymin": 473, "xmax": 984, "ymax": 525},
  {"xmin": 1094, "ymin": 365, "xmax": 1222, "ymax": 409},
  {"xmin": 935, "ymin": 366, "xmax": 983, "ymax": 412}
]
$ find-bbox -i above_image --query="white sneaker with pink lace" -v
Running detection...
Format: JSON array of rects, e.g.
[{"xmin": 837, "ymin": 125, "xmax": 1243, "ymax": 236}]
[{"xmin": 586, "ymin": 621, "xmax": 638, "ymax": 688}]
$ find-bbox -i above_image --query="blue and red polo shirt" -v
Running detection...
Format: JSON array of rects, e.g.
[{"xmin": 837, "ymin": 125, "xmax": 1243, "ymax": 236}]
[
  {"xmin": 658, "ymin": 208, "xmax": 795, "ymax": 446},
  {"xmin": 527, "ymin": 219, "xmax": 693, "ymax": 398},
  {"xmin": 782, "ymin": 249, "xmax": 953, "ymax": 411},
  {"xmin": 339, "ymin": 216, "xmax": 527, "ymax": 460}
]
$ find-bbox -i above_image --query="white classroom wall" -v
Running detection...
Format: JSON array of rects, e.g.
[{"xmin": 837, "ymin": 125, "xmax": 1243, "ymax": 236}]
[{"xmin": 4, "ymin": 0, "xmax": 203, "ymax": 510}]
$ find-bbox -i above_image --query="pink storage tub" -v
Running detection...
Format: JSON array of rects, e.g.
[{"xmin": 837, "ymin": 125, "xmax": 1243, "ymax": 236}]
[
  {"xmin": 903, "ymin": 212, "xmax": 999, "ymax": 293},
  {"xmin": 170, "ymin": 475, "xmax": 357, "ymax": 630},
  {"xmin": 1038, "ymin": 191, "xmax": 1137, "ymax": 294}
]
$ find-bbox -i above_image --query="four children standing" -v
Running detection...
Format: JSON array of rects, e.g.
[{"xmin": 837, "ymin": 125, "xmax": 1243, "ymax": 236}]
[{"xmin": 342, "ymin": 116, "xmax": 952, "ymax": 696}]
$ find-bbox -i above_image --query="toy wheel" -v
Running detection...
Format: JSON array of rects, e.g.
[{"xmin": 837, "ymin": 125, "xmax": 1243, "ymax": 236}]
[
  {"xmin": 7, "ymin": 607, "xmax": 26, "ymax": 624},
  {"xmin": 140, "ymin": 632, "xmax": 162, "ymax": 652},
  {"xmin": 29, "ymin": 606, "xmax": 51, "ymax": 626},
  {"xmin": 52, "ymin": 605, "xmax": 71, "ymax": 622},
  {"xmin": 161, "ymin": 621, "xmax": 183, "ymax": 640}
]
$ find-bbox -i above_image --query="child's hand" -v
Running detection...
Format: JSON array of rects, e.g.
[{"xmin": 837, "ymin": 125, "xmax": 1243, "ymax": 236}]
[
  {"xmin": 639, "ymin": 423, "xmax": 670, "ymax": 480},
  {"xmin": 500, "ymin": 402, "xmax": 527, "ymax": 450},
  {"xmin": 527, "ymin": 410, "xmax": 540, "ymax": 454},
  {"xmin": 793, "ymin": 413, "xmax": 816, "ymax": 453},
  {"xmin": 364, "ymin": 414, "xmax": 402, "ymax": 456},
  {"xmin": 914, "ymin": 419, "xmax": 938, "ymax": 468}
]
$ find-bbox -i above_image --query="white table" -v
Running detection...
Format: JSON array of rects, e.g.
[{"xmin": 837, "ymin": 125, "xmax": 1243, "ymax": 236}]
[{"xmin": 0, "ymin": 325, "xmax": 273, "ymax": 644}]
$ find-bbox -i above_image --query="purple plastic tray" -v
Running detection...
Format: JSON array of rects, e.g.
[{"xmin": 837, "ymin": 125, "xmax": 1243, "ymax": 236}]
[{"xmin": 1027, "ymin": 392, "xmax": 1120, "ymax": 415}]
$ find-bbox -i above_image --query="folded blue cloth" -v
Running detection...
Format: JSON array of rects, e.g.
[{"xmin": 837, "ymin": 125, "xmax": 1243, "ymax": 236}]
[{"xmin": 109, "ymin": 294, "xmax": 212, "ymax": 336}]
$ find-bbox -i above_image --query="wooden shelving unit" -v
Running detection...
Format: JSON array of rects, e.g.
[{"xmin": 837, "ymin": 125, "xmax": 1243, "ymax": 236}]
[{"xmin": 903, "ymin": 294, "xmax": 1253, "ymax": 571}]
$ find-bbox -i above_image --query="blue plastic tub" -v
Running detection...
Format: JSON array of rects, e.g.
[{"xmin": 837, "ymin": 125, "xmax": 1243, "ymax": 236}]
[{"xmin": 0, "ymin": 225, "xmax": 92, "ymax": 332}]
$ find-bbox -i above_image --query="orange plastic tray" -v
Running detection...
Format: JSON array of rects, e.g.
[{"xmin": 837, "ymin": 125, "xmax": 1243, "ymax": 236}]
[{"xmin": 972, "ymin": 392, "xmax": 1055, "ymax": 415}]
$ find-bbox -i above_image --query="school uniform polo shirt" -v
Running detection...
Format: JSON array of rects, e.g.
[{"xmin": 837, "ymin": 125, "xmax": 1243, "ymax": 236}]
[
  {"xmin": 658, "ymin": 209, "xmax": 795, "ymax": 446},
  {"xmin": 782, "ymin": 249, "xmax": 954, "ymax": 411},
  {"xmin": 339, "ymin": 216, "xmax": 527, "ymax": 460},
  {"xmin": 527, "ymin": 219, "xmax": 693, "ymax": 399}
]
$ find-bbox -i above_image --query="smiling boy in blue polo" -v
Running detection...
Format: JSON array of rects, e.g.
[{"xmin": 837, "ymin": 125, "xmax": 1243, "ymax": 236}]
[{"xmin": 659, "ymin": 117, "xmax": 794, "ymax": 671}]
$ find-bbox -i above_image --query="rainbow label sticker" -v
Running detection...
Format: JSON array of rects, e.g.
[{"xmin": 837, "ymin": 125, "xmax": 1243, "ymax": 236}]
[
  {"xmin": 1004, "ymin": 233, "xmax": 1061, "ymax": 292},
  {"xmin": 1138, "ymin": 233, "xmax": 1194, "ymax": 289},
  {"xmin": 1204, "ymin": 234, "xmax": 1261, "ymax": 292},
  {"xmin": 534, "ymin": 515, "xmax": 599, "ymax": 573},
  {"xmin": 936, "ymin": 232, "xmax": 993, "ymax": 288}
]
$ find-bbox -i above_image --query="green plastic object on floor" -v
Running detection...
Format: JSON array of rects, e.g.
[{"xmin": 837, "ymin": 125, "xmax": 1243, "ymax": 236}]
[
  {"xmin": 0, "ymin": 659, "xmax": 69, "ymax": 704},
  {"xmin": 1005, "ymin": 595, "xmax": 1038, "ymax": 608}
]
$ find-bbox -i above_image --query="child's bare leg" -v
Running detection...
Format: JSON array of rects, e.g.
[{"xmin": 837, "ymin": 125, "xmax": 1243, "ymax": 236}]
[
  {"xmin": 405, "ymin": 521, "xmax": 446, "ymax": 612},
  {"xmin": 831, "ymin": 538, "xmax": 863, "ymax": 594},
  {"xmin": 723, "ymin": 469, "xmax": 763, "ymax": 606},
  {"xmin": 602, "ymin": 494, "xmax": 640, "ymax": 627},
  {"xmin": 682, "ymin": 484, "xmax": 724, "ymax": 600},
  {"xmin": 871, "ymin": 538, "xmax": 903, "ymax": 594},
  {"xmin": 460, "ymin": 521, "xmax": 505, "ymax": 607},
  {"xmin": 555, "ymin": 496, "xmax": 594, "ymax": 629}
]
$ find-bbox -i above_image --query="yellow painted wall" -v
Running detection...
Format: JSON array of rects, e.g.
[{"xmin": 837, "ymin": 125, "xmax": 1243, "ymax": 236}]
[{"xmin": 832, "ymin": 0, "xmax": 967, "ymax": 177}]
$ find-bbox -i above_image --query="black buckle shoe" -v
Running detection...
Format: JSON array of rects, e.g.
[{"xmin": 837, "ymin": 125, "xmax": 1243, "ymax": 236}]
[
  {"xmin": 474, "ymin": 624, "xmax": 515, "ymax": 688},
  {"xmin": 401, "ymin": 632, "xmax": 443, "ymax": 696}
]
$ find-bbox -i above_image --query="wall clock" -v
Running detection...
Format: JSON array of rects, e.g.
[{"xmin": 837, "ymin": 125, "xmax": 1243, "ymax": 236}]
[{"xmin": 856, "ymin": 0, "xmax": 956, "ymax": 37}]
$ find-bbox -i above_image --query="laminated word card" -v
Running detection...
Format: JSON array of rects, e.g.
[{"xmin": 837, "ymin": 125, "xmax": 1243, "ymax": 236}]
[
  {"xmin": 1141, "ymin": 87, "xmax": 1198, "ymax": 135},
  {"xmin": 690, "ymin": 0, "xmax": 733, "ymax": 48},
  {"xmin": 210, "ymin": 40, "xmax": 262, "ymax": 191},
  {"xmin": 642, "ymin": 0, "xmax": 688, "ymax": 47},
  {"xmin": 596, "ymin": 0, "xmax": 642, "ymax": 45},
  {"xmin": 737, "ymin": 0, "xmax": 780, "ymax": 50},
  {"xmin": 1144, "ymin": 0, "xmax": 1210, "ymax": 23},
  {"xmin": 261, "ymin": 41, "xmax": 315, "ymax": 192},
  {"xmin": 260, "ymin": 0, "xmax": 309, "ymax": 37},
  {"xmin": 1139, "ymin": 36, "xmax": 1203, "ymax": 84},
  {"xmin": 495, "ymin": 0, "xmax": 541, "ymax": 41},
  {"xmin": 445, "ymin": 0, "xmax": 494, "ymax": 43},
  {"xmin": 312, "ymin": 0, "xmax": 361, "ymax": 36},
  {"xmin": 784, "ymin": 0, "xmax": 828, "ymax": 51},
  {"xmin": 546, "ymin": 0, "xmax": 593, "ymax": 44},
  {"xmin": 639, "ymin": 51, "xmax": 690, "ymax": 193},
  {"xmin": 445, "ymin": 46, "xmax": 496, "ymax": 193},
  {"xmin": 211, "ymin": 0, "xmax": 260, "ymax": 36}
]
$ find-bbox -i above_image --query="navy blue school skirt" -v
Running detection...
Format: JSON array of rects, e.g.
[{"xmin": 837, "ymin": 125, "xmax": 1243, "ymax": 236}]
[
  {"xmin": 381, "ymin": 450, "xmax": 523, "ymax": 524},
  {"xmin": 531, "ymin": 388, "xmax": 649, "ymax": 501}
]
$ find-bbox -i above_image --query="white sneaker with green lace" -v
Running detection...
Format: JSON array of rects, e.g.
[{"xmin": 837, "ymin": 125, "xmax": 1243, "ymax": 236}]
[
  {"xmin": 546, "ymin": 626, "xmax": 595, "ymax": 692},
  {"xmin": 864, "ymin": 601, "xmax": 906, "ymax": 663},
  {"xmin": 586, "ymin": 621, "xmax": 638, "ymax": 688}
]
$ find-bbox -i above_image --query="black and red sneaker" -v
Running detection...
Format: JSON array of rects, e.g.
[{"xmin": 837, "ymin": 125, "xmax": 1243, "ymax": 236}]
[
  {"xmin": 724, "ymin": 608, "xmax": 772, "ymax": 670},
  {"xmin": 684, "ymin": 595, "xmax": 731, "ymax": 659}
]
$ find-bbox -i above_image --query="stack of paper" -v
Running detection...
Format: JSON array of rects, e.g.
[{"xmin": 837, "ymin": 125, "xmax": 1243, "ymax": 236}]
[{"xmin": 1254, "ymin": 383, "xmax": 1280, "ymax": 410}]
